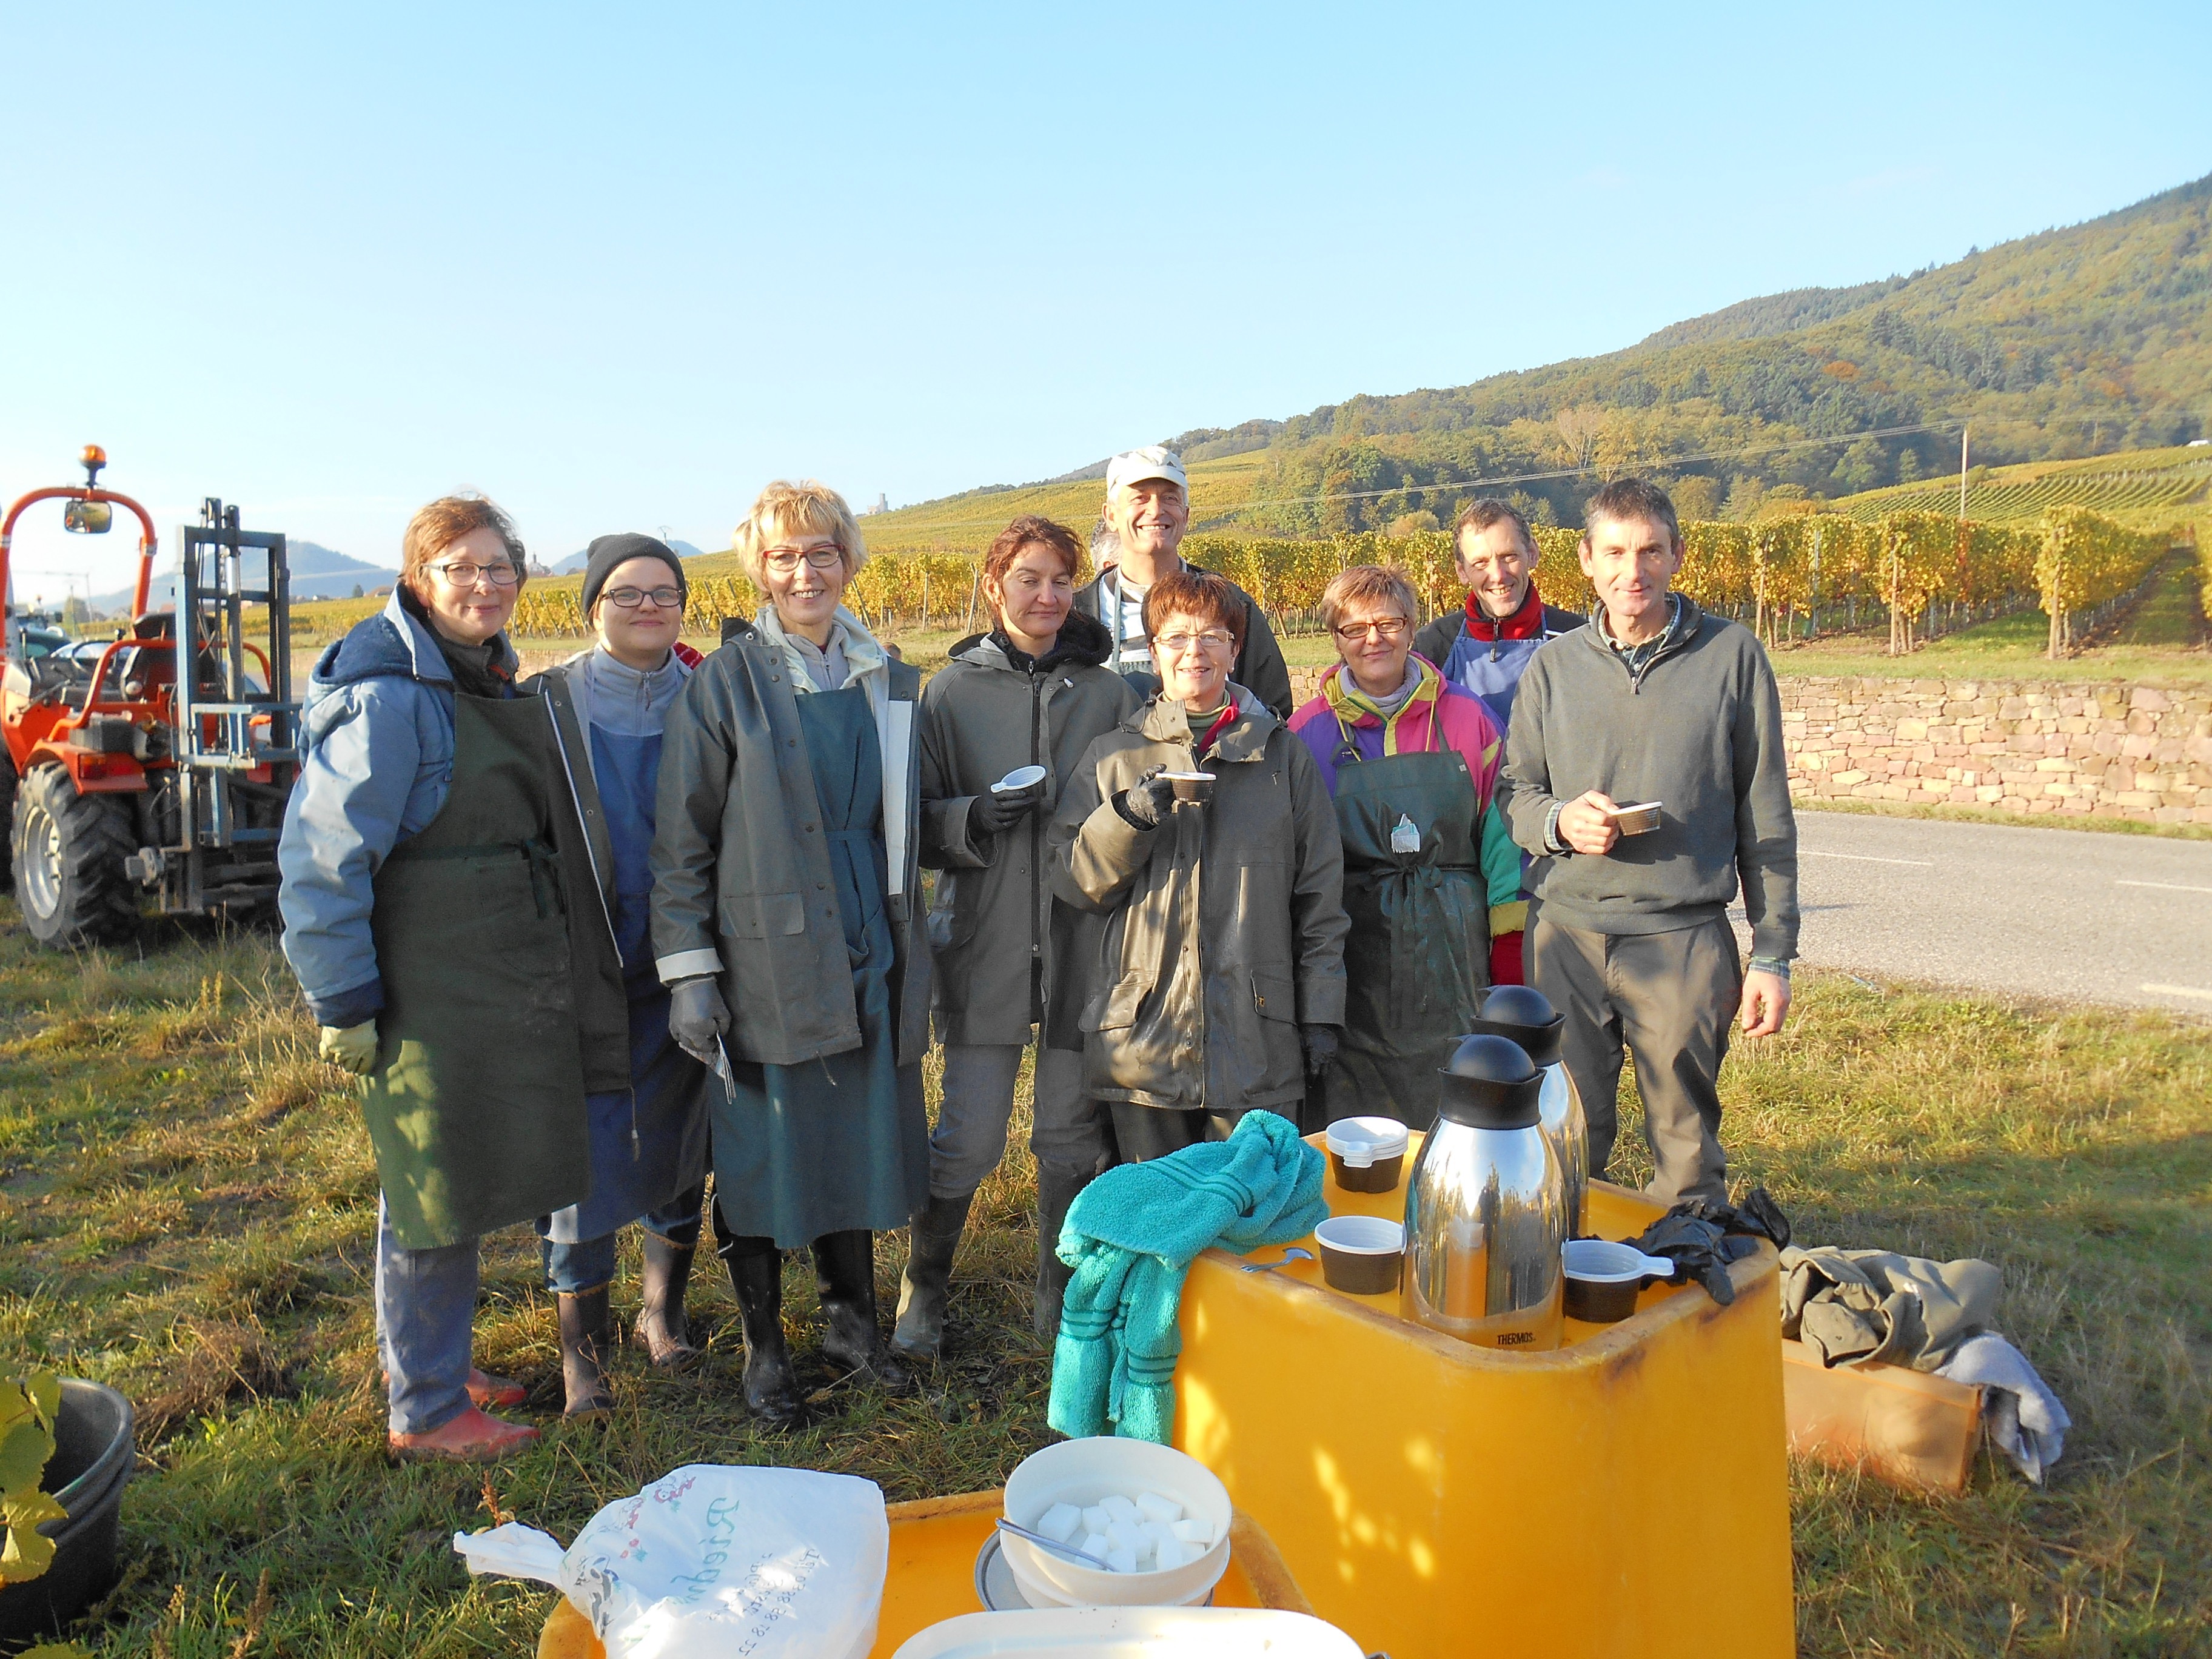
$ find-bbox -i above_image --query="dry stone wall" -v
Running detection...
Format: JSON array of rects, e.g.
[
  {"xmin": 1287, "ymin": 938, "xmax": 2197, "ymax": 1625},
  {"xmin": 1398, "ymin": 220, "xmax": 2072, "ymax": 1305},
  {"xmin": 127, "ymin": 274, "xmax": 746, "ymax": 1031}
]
[{"xmin": 1781, "ymin": 677, "xmax": 2212, "ymax": 826}]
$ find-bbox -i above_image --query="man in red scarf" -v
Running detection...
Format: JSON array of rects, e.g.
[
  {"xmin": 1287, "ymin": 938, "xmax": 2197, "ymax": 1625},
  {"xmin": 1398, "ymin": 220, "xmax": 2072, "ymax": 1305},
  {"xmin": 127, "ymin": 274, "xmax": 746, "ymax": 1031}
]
[{"xmin": 1412, "ymin": 500, "xmax": 1583, "ymax": 984}]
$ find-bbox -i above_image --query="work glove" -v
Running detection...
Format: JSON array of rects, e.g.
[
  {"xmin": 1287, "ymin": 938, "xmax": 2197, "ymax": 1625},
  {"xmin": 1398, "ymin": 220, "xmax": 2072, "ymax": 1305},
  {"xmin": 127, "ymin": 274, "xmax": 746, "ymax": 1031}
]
[
  {"xmin": 318, "ymin": 1020, "xmax": 380, "ymax": 1076},
  {"xmin": 669, "ymin": 976, "xmax": 731, "ymax": 1066},
  {"xmin": 970, "ymin": 781, "xmax": 1045, "ymax": 836},
  {"xmin": 1301, "ymin": 1023, "xmax": 1340, "ymax": 1079},
  {"xmin": 1113, "ymin": 764, "xmax": 1179, "ymax": 830}
]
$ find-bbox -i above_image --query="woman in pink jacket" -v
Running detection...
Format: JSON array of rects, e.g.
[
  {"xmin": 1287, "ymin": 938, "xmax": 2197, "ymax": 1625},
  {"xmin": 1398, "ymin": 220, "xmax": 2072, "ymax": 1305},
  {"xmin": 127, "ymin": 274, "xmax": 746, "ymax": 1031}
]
[{"xmin": 1287, "ymin": 565, "xmax": 1523, "ymax": 1128}]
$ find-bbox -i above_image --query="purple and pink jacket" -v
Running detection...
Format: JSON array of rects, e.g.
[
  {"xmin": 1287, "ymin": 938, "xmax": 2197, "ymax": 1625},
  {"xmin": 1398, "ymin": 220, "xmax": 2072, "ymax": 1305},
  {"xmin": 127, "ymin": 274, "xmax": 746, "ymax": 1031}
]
[{"xmin": 1287, "ymin": 657, "xmax": 1527, "ymax": 948}]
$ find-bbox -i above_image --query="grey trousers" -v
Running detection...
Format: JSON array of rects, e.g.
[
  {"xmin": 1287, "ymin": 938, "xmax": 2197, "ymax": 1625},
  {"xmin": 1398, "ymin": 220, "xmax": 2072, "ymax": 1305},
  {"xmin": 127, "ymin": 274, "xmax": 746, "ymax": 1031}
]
[
  {"xmin": 930, "ymin": 1043, "xmax": 1109, "ymax": 1199},
  {"xmin": 1529, "ymin": 914, "xmax": 1740, "ymax": 1207}
]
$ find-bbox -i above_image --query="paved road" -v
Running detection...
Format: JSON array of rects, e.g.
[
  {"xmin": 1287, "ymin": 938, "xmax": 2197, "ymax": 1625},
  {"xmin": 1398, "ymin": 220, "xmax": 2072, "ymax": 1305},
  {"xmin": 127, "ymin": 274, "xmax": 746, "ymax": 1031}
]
[{"xmin": 1723, "ymin": 811, "xmax": 2212, "ymax": 1014}]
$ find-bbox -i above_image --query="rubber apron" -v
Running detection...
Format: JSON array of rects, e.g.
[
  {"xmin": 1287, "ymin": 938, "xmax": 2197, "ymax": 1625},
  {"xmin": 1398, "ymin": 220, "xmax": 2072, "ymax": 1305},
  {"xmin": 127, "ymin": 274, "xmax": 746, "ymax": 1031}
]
[
  {"xmin": 1316, "ymin": 734, "xmax": 1489, "ymax": 1130},
  {"xmin": 363, "ymin": 689, "xmax": 596, "ymax": 1249}
]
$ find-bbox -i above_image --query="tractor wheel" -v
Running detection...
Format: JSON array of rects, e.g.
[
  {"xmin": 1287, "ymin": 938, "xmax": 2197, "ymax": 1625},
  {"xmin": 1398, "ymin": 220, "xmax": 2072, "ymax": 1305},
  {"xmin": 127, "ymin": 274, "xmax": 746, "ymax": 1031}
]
[
  {"xmin": 10, "ymin": 765, "xmax": 139, "ymax": 947},
  {"xmin": 0, "ymin": 758, "xmax": 15, "ymax": 894}
]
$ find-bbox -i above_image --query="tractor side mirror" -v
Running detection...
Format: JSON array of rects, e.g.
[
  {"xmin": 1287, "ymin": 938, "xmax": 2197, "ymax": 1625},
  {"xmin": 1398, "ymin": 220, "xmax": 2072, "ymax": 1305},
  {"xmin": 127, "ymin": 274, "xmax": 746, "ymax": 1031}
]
[{"xmin": 63, "ymin": 499, "xmax": 114, "ymax": 535}]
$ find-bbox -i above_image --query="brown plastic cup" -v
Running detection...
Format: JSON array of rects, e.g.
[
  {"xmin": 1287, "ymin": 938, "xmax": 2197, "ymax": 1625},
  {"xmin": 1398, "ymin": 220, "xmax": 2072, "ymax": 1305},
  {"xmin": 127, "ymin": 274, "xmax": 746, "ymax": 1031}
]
[
  {"xmin": 1164, "ymin": 770, "xmax": 1215, "ymax": 804},
  {"xmin": 1316, "ymin": 1215, "xmax": 1404, "ymax": 1295},
  {"xmin": 1562, "ymin": 1239, "xmax": 1674, "ymax": 1324},
  {"xmin": 1325, "ymin": 1116, "xmax": 1411, "ymax": 1193}
]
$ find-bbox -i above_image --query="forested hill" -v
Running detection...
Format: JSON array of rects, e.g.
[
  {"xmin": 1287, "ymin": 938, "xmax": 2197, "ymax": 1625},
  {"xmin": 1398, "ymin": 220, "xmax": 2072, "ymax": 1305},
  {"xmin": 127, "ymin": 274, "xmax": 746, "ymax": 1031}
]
[{"xmin": 868, "ymin": 170, "xmax": 2212, "ymax": 545}]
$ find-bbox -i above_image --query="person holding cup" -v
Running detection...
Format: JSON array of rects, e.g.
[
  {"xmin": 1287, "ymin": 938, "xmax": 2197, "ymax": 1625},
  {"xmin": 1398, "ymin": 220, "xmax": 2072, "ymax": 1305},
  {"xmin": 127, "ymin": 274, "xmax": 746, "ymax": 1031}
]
[
  {"xmin": 1496, "ymin": 477, "xmax": 1798, "ymax": 1207},
  {"xmin": 1049, "ymin": 569, "xmax": 1347, "ymax": 1162},
  {"xmin": 1287, "ymin": 564, "xmax": 1523, "ymax": 1129},
  {"xmin": 893, "ymin": 514, "xmax": 1142, "ymax": 1355}
]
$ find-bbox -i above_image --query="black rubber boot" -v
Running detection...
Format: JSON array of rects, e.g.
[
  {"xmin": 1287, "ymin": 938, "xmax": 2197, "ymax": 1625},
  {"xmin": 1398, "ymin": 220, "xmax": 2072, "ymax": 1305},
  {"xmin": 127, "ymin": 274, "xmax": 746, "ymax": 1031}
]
[
  {"xmin": 714, "ymin": 1212, "xmax": 803, "ymax": 1425},
  {"xmin": 891, "ymin": 1191, "xmax": 975, "ymax": 1361},
  {"xmin": 1033, "ymin": 1159, "xmax": 1094, "ymax": 1342},
  {"xmin": 555, "ymin": 1286, "xmax": 616, "ymax": 1419},
  {"xmin": 813, "ymin": 1230, "xmax": 914, "ymax": 1393},
  {"xmin": 634, "ymin": 1232, "xmax": 702, "ymax": 1372}
]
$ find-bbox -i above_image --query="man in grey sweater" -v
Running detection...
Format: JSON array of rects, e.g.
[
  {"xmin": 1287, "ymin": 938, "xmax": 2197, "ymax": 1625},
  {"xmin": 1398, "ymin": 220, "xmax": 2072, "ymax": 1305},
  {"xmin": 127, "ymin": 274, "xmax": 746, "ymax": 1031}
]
[{"xmin": 1498, "ymin": 478, "xmax": 1797, "ymax": 1205}]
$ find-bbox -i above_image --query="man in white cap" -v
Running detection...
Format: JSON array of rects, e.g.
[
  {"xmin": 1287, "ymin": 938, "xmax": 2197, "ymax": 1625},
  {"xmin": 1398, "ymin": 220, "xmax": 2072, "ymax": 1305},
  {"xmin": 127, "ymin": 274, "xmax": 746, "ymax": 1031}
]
[{"xmin": 1073, "ymin": 445, "xmax": 1294, "ymax": 717}]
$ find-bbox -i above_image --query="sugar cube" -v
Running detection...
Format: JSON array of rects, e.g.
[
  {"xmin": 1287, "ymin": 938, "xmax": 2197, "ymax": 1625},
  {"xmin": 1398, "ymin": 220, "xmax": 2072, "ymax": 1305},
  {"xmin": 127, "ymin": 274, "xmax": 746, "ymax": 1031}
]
[
  {"xmin": 1036, "ymin": 1503, "xmax": 1082, "ymax": 1544},
  {"xmin": 1134, "ymin": 1491, "xmax": 1183, "ymax": 1525},
  {"xmin": 1079, "ymin": 1532, "xmax": 1111, "ymax": 1564},
  {"xmin": 1154, "ymin": 1537, "xmax": 1190, "ymax": 1570},
  {"xmin": 1081, "ymin": 1504, "xmax": 1111, "ymax": 1536},
  {"xmin": 1099, "ymin": 1493, "xmax": 1139, "ymax": 1524},
  {"xmin": 1107, "ymin": 1546, "xmax": 1138, "ymax": 1575},
  {"xmin": 1170, "ymin": 1517, "xmax": 1214, "ymax": 1547},
  {"xmin": 1104, "ymin": 1520, "xmax": 1139, "ymax": 1555}
]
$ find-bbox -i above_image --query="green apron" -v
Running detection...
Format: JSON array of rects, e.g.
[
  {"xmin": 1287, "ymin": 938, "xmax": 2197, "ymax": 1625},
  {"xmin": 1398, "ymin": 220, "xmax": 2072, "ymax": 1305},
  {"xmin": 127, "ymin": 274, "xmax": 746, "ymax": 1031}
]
[
  {"xmin": 363, "ymin": 691, "xmax": 596, "ymax": 1249},
  {"xmin": 1317, "ymin": 740, "xmax": 1490, "ymax": 1130}
]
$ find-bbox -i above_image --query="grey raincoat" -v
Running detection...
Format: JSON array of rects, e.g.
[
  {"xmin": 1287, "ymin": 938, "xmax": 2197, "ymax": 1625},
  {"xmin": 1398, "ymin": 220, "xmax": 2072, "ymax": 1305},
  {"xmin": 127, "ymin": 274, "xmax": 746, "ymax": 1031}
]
[
  {"xmin": 1050, "ymin": 688, "xmax": 1348, "ymax": 1115},
  {"xmin": 649, "ymin": 609, "xmax": 933, "ymax": 1068},
  {"xmin": 920, "ymin": 610, "xmax": 1142, "ymax": 1049}
]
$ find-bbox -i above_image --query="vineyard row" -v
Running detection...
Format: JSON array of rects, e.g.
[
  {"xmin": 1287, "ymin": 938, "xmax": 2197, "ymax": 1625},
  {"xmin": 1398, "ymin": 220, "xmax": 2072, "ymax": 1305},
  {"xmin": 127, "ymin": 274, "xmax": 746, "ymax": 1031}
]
[{"xmin": 508, "ymin": 506, "xmax": 2178, "ymax": 660}]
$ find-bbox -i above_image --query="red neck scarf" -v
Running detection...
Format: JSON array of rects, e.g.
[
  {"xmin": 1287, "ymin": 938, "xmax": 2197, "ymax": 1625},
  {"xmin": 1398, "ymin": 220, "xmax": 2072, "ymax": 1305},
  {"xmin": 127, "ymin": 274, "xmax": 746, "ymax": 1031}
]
[{"xmin": 1466, "ymin": 577, "xmax": 1547, "ymax": 643}]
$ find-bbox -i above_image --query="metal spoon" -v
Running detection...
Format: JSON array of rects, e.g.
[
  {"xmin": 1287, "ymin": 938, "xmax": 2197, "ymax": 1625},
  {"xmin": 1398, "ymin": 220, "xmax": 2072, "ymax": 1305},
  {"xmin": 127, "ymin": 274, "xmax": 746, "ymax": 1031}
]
[
  {"xmin": 996, "ymin": 1518, "xmax": 1111, "ymax": 1569},
  {"xmin": 1241, "ymin": 1247, "xmax": 1315, "ymax": 1273}
]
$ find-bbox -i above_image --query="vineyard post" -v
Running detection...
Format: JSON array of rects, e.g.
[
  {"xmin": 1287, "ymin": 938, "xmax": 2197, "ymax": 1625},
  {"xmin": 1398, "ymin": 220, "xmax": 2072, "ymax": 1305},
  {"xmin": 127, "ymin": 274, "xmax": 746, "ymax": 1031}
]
[
  {"xmin": 921, "ymin": 568, "xmax": 930, "ymax": 630},
  {"xmin": 1959, "ymin": 425, "xmax": 1969, "ymax": 520},
  {"xmin": 1808, "ymin": 520, "xmax": 1823, "ymax": 640}
]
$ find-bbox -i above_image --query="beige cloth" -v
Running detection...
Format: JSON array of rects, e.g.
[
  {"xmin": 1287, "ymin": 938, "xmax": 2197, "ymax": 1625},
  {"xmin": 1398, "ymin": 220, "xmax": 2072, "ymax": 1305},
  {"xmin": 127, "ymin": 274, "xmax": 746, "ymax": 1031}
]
[{"xmin": 1779, "ymin": 1245, "xmax": 2002, "ymax": 1371}]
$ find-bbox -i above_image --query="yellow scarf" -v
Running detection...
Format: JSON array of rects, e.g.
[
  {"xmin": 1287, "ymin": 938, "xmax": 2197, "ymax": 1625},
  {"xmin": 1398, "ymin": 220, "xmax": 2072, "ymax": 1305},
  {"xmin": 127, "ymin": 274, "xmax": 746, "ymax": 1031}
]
[{"xmin": 1322, "ymin": 656, "xmax": 1443, "ymax": 757}]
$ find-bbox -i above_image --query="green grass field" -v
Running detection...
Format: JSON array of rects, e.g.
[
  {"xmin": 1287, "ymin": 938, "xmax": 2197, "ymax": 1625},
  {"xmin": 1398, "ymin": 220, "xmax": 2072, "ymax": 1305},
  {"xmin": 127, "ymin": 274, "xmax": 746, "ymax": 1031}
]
[{"xmin": 1, "ymin": 910, "xmax": 2207, "ymax": 1655}]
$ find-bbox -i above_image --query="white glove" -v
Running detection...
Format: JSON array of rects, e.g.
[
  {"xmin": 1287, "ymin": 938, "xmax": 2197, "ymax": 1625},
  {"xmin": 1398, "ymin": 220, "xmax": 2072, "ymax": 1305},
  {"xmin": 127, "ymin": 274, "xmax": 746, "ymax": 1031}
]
[{"xmin": 318, "ymin": 1020, "xmax": 379, "ymax": 1076}]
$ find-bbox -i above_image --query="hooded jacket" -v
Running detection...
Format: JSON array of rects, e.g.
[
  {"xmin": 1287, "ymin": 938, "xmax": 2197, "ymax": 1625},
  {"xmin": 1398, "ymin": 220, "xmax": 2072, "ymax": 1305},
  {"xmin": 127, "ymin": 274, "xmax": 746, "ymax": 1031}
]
[
  {"xmin": 648, "ymin": 605, "xmax": 934, "ymax": 1067},
  {"xmin": 919, "ymin": 609, "xmax": 1144, "ymax": 1048},
  {"xmin": 1072, "ymin": 561, "xmax": 1296, "ymax": 720},
  {"xmin": 278, "ymin": 589, "xmax": 523, "ymax": 1028},
  {"xmin": 1050, "ymin": 688, "xmax": 1348, "ymax": 1113}
]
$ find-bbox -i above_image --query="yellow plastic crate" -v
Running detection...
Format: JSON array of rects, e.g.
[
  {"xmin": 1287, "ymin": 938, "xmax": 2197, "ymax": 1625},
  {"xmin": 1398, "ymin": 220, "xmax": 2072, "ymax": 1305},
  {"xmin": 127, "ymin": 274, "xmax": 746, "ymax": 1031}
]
[{"xmin": 1170, "ymin": 1136, "xmax": 1794, "ymax": 1659}]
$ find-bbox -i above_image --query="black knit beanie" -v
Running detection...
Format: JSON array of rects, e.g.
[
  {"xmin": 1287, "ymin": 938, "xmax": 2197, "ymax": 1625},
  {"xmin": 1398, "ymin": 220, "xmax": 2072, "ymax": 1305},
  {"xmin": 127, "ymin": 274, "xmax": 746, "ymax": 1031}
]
[{"xmin": 580, "ymin": 533, "xmax": 688, "ymax": 616}]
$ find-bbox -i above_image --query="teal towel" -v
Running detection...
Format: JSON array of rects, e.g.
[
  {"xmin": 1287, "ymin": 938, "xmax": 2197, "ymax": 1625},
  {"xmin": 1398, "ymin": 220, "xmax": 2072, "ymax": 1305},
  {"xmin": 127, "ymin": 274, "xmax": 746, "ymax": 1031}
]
[{"xmin": 1048, "ymin": 1110, "xmax": 1326, "ymax": 1443}]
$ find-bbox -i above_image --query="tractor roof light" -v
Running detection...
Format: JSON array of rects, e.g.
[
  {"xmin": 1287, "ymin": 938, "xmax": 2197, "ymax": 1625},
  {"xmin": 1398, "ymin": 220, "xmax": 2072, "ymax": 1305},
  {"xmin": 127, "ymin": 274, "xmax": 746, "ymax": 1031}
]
[{"xmin": 79, "ymin": 444, "xmax": 107, "ymax": 487}]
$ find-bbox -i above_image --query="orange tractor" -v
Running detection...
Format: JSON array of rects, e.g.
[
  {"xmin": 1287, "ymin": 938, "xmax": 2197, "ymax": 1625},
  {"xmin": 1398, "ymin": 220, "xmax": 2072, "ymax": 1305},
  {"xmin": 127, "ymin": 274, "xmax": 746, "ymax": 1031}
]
[{"xmin": 1, "ymin": 447, "xmax": 300, "ymax": 947}]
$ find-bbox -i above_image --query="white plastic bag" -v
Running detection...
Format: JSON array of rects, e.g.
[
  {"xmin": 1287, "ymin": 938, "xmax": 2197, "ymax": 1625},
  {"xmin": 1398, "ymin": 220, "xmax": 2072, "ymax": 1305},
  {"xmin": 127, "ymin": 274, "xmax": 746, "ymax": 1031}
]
[{"xmin": 455, "ymin": 1463, "xmax": 888, "ymax": 1659}]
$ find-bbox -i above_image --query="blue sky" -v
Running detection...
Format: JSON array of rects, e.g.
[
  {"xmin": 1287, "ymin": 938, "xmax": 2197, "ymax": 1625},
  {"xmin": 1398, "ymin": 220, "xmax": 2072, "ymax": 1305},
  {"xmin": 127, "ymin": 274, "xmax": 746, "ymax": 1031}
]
[{"xmin": 3, "ymin": 1, "xmax": 2208, "ymax": 600}]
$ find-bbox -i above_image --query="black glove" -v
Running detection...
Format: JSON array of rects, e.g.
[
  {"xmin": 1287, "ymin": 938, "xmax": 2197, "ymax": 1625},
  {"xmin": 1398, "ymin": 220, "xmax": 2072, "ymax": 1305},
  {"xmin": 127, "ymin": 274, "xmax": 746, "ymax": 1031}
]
[
  {"xmin": 1114, "ymin": 764, "xmax": 1179, "ymax": 830},
  {"xmin": 1677, "ymin": 1185, "xmax": 1792, "ymax": 1248},
  {"xmin": 1301, "ymin": 1024, "xmax": 1339, "ymax": 1078},
  {"xmin": 970, "ymin": 782, "xmax": 1044, "ymax": 836},
  {"xmin": 669, "ymin": 976, "xmax": 731, "ymax": 1066},
  {"xmin": 1626, "ymin": 1186, "xmax": 1790, "ymax": 1308}
]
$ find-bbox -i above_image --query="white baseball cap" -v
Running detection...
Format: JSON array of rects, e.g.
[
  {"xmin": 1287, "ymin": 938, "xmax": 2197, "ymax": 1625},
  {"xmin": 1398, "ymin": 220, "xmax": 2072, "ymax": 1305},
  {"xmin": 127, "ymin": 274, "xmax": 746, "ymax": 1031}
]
[{"xmin": 1105, "ymin": 445, "xmax": 1187, "ymax": 497}]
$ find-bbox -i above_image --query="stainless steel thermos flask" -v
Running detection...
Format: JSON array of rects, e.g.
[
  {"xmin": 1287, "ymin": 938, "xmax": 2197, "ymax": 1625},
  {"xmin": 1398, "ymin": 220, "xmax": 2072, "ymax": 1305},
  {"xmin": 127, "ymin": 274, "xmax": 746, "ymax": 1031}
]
[
  {"xmin": 1470, "ymin": 984, "xmax": 1590, "ymax": 1239},
  {"xmin": 1401, "ymin": 1032, "xmax": 1567, "ymax": 1350}
]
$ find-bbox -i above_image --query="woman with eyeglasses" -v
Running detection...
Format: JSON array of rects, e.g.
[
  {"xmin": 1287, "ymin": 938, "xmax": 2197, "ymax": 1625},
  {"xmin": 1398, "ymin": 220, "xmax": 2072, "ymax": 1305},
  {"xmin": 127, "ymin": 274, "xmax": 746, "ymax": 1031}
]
[
  {"xmin": 892, "ymin": 514, "xmax": 1139, "ymax": 1359},
  {"xmin": 1049, "ymin": 568, "xmax": 1347, "ymax": 1161},
  {"xmin": 278, "ymin": 495, "xmax": 628, "ymax": 1462},
  {"xmin": 651, "ymin": 480, "xmax": 931, "ymax": 1423},
  {"xmin": 1285, "ymin": 565, "xmax": 1521, "ymax": 1127},
  {"xmin": 529, "ymin": 535, "xmax": 712, "ymax": 1418}
]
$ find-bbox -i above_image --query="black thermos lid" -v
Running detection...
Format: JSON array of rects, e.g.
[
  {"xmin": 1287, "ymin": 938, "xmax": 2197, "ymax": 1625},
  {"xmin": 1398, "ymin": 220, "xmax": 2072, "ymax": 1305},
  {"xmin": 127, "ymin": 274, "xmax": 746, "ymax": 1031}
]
[
  {"xmin": 1469, "ymin": 983, "xmax": 1567, "ymax": 1070},
  {"xmin": 1435, "ymin": 1032, "xmax": 1543, "ymax": 1130}
]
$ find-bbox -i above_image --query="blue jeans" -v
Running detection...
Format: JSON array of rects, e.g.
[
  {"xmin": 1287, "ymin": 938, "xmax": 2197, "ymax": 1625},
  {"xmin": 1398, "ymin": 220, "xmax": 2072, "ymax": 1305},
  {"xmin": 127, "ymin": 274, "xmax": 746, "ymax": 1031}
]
[
  {"xmin": 374, "ymin": 1194, "xmax": 480, "ymax": 1435},
  {"xmin": 538, "ymin": 1185, "xmax": 705, "ymax": 1296}
]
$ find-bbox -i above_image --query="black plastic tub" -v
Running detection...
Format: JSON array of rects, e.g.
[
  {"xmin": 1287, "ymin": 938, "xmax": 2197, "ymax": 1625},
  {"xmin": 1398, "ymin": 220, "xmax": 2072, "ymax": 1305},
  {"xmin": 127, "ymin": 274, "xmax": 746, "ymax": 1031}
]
[{"xmin": 0, "ymin": 1379, "xmax": 135, "ymax": 1647}]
